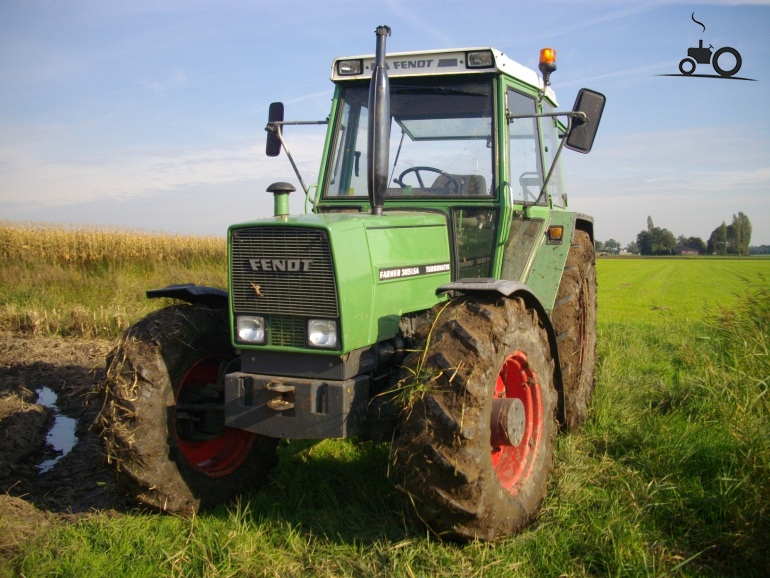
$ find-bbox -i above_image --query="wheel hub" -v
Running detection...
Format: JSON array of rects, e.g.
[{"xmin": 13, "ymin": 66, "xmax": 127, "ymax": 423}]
[
  {"xmin": 490, "ymin": 397, "xmax": 526, "ymax": 447},
  {"xmin": 490, "ymin": 350, "xmax": 544, "ymax": 493},
  {"xmin": 174, "ymin": 354, "xmax": 256, "ymax": 477}
]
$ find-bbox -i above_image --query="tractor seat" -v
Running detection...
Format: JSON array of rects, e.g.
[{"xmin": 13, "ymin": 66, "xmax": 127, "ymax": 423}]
[{"xmin": 431, "ymin": 174, "xmax": 488, "ymax": 196}]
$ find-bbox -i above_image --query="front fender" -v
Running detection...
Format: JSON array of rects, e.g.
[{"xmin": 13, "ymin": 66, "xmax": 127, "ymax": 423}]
[{"xmin": 146, "ymin": 284, "xmax": 228, "ymax": 309}]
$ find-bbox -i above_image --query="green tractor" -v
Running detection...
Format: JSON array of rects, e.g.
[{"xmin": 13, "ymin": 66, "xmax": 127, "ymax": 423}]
[{"xmin": 98, "ymin": 26, "xmax": 605, "ymax": 541}]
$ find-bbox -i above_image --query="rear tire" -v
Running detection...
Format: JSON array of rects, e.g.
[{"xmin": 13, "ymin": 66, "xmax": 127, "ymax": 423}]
[
  {"xmin": 97, "ymin": 304, "xmax": 278, "ymax": 514},
  {"xmin": 552, "ymin": 230, "xmax": 597, "ymax": 430},
  {"xmin": 394, "ymin": 296, "xmax": 558, "ymax": 540},
  {"xmin": 712, "ymin": 46, "xmax": 741, "ymax": 77}
]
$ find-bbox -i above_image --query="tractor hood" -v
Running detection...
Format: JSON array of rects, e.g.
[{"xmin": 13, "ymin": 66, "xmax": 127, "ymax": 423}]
[{"xmin": 228, "ymin": 210, "xmax": 451, "ymax": 355}]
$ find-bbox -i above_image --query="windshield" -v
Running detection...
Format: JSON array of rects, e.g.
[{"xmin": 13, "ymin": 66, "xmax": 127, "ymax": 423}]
[{"xmin": 325, "ymin": 78, "xmax": 494, "ymax": 199}]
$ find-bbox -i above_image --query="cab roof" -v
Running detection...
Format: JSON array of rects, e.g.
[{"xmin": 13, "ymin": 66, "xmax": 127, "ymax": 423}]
[{"xmin": 331, "ymin": 47, "xmax": 557, "ymax": 101}]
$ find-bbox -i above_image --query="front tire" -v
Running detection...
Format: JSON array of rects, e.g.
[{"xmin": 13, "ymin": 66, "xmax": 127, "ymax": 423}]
[
  {"xmin": 394, "ymin": 296, "xmax": 558, "ymax": 541},
  {"xmin": 679, "ymin": 57, "xmax": 696, "ymax": 75},
  {"xmin": 97, "ymin": 304, "xmax": 278, "ymax": 514}
]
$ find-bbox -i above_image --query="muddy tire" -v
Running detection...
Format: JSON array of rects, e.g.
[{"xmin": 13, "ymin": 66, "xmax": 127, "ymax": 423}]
[
  {"xmin": 394, "ymin": 296, "xmax": 558, "ymax": 541},
  {"xmin": 552, "ymin": 230, "xmax": 597, "ymax": 431},
  {"xmin": 97, "ymin": 304, "xmax": 278, "ymax": 514}
]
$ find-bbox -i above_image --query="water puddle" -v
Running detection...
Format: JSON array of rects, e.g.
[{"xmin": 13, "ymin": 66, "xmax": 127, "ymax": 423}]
[{"xmin": 35, "ymin": 387, "xmax": 78, "ymax": 473}]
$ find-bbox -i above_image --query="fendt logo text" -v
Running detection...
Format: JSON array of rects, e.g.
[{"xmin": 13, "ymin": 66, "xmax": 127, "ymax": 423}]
[{"xmin": 249, "ymin": 259, "xmax": 313, "ymax": 272}]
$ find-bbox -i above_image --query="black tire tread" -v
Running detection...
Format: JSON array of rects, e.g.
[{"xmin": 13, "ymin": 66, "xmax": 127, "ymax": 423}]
[
  {"xmin": 394, "ymin": 296, "xmax": 558, "ymax": 540},
  {"xmin": 97, "ymin": 304, "xmax": 277, "ymax": 514},
  {"xmin": 552, "ymin": 230, "xmax": 597, "ymax": 431}
]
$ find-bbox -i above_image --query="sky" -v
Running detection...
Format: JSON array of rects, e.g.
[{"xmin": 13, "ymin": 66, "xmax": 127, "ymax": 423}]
[{"xmin": 1, "ymin": 0, "xmax": 769, "ymax": 247}]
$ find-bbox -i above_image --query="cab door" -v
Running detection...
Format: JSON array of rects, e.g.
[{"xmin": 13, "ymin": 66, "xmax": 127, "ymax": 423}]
[{"xmin": 501, "ymin": 84, "xmax": 547, "ymax": 281}]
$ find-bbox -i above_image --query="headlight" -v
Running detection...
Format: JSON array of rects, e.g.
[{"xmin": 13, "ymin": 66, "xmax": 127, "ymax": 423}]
[
  {"xmin": 308, "ymin": 319, "xmax": 338, "ymax": 349},
  {"xmin": 466, "ymin": 50, "xmax": 494, "ymax": 69},
  {"xmin": 237, "ymin": 315, "xmax": 266, "ymax": 344},
  {"xmin": 337, "ymin": 59, "xmax": 363, "ymax": 76}
]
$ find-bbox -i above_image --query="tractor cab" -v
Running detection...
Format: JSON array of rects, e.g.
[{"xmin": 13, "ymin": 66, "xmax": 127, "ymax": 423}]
[
  {"xmin": 322, "ymin": 48, "xmax": 552, "ymax": 206},
  {"xmin": 268, "ymin": 44, "xmax": 604, "ymax": 283}
]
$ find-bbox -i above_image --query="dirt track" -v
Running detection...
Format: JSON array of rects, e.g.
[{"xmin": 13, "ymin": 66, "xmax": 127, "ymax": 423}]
[{"xmin": 0, "ymin": 333, "xmax": 130, "ymax": 556}]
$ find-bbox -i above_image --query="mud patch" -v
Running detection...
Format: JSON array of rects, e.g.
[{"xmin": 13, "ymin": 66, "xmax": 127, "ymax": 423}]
[{"xmin": 0, "ymin": 333, "xmax": 130, "ymax": 556}]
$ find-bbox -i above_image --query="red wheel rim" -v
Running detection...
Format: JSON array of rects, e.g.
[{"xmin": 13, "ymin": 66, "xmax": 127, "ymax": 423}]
[
  {"xmin": 490, "ymin": 350, "xmax": 544, "ymax": 493},
  {"xmin": 174, "ymin": 355, "xmax": 255, "ymax": 477}
]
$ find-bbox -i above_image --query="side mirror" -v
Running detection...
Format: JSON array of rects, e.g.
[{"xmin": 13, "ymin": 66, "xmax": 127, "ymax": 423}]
[
  {"xmin": 565, "ymin": 88, "xmax": 605, "ymax": 154},
  {"xmin": 266, "ymin": 102, "xmax": 284, "ymax": 157}
]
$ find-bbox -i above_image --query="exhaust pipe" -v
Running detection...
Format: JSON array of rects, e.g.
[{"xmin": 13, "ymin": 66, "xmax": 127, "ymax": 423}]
[{"xmin": 367, "ymin": 25, "xmax": 391, "ymax": 216}]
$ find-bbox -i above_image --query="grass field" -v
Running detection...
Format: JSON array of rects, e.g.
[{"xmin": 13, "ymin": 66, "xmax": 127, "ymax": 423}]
[
  {"xmin": 2, "ymin": 224, "xmax": 769, "ymax": 577},
  {"xmin": 597, "ymin": 257, "xmax": 768, "ymax": 325}
]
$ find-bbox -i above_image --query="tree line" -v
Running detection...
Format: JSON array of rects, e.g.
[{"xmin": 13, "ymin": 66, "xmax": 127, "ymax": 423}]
[{"xmin": 595, "ymin": 213, "xmax": 753, "ymax": 256}]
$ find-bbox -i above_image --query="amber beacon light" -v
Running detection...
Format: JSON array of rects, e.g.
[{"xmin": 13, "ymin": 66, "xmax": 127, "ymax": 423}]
[{"xmin": 539, "ymin": 48, "xmax": 557, "ymax": 87}]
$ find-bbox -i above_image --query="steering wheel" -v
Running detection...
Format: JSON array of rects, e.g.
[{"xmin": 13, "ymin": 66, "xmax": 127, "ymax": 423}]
[{"xmin": 396, "ymin": 166, "xmax": 461, "ymax": 194}]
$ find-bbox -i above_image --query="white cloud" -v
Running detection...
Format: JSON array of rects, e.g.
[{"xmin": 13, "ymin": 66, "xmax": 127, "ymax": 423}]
[{"xmin": 0, "ymin": 130, "xmax": 325, "ymax": 212}]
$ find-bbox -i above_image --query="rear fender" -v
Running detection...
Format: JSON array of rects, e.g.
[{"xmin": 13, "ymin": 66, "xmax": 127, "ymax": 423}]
[{"xmin": 574, "ymin": 213, "xmax": 594, "ymax": 244}]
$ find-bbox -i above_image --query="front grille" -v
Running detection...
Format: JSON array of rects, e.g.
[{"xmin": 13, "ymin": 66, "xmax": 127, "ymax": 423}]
[
  {"xmin": 269, "ymin": 314, "xmax": 308, "ymax": 348},
  {"xmin": 231, "ymin": 226, "xmax": 339, "ymax": 347}
]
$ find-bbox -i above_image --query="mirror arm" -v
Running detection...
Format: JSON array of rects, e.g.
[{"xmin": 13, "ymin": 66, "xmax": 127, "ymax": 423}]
[
  {"xmin": 265, "ymin": 119, "xmax": 328, "ymax": 197},
  {"xmin": 535, "ymin": 115, "xmax": 572, "ymax": 204},
  {"xmin": 571, "ymin": 111, "xmax": 588, "ymax": 125},
  {"xmin": 268, "ymin": 120, "xmax": 329, "ymax": 128},
  {"xmin": 507, "ymin": 111, "xmax": 585, "ymax": 206},
  {"xmin": 506, "ymin": 110, "xmax": 587, "ymax": 122}
]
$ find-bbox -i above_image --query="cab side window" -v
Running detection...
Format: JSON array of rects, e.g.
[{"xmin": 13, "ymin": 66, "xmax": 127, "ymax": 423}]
[
  {"xmin": 540, "ymin": 101, "xmax": 566, "ymax": 207},
  {"xmin": 507, "ymin": 89, "xmax": 543, "ymax": 204}
]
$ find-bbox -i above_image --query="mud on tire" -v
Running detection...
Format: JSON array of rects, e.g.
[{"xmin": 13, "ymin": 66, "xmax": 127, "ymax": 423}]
[
  {"xmin": 393, "ymin": 296, "xmax": 558, "ymax": 541},
  {"xmin": 97, "ymin": 304, "xmax": 278, "ymax": 514},
  {"xmin": 552, "ymin": 230, "xmax": 597, "ymax": 430}
]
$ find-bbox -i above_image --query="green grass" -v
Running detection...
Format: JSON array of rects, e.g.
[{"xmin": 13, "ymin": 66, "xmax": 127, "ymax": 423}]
[
  {"xmin": 596, "ymin": 257, "xmax": 769, "ymax": 325},
  {"xmin": 3, "ymin": 228, "xmax": 770, "ymax": 577}
]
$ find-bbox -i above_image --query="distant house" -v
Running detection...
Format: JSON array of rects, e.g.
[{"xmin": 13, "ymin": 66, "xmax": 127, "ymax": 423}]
[{"xmin": 673, "ymin": 244, "xmax": 701, "ymax": 256}]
